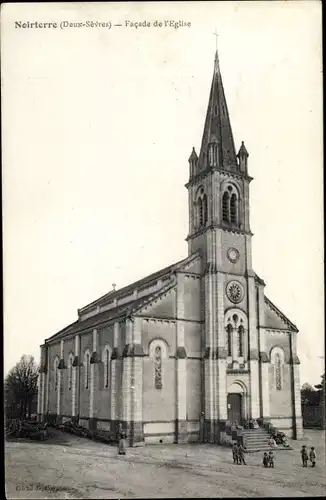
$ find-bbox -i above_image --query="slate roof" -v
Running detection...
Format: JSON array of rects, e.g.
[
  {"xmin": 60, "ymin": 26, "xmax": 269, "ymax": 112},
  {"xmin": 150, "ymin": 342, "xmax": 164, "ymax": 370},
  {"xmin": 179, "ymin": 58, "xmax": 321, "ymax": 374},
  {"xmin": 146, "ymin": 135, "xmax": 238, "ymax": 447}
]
[
  {"xmin": 45, "ymin": 254, "xmax": 200, "ymax": 343},
  {"xmin": 78, "ymin": 254, "xmax": 197, "ymax": 315},
  {"xmin": 263, "ymin": 296, "xmax": 298, "ymax": 332},
  {"xmin": 45, "ymin": 292, "xmax": 159, "ymax": 343}
]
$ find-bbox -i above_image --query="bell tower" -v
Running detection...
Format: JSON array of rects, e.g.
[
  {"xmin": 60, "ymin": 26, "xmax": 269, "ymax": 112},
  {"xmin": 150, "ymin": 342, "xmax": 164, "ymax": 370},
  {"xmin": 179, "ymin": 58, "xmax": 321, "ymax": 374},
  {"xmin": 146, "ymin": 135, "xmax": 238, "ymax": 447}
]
[
  {"xmin": 186, "ymin": 50, "xmax": 253, "ymax": 270},
  {"xmin": 186, "ymin": 49, "xmax": 260, "ymax": 443}
]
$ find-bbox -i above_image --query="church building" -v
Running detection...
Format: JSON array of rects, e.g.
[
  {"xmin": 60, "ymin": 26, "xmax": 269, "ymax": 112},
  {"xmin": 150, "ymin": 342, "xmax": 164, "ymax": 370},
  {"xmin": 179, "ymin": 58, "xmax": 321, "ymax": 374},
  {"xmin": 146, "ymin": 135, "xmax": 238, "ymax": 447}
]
[{"xmin": 38, "ymin": 49, "xmax": 303, "ymax": 445}]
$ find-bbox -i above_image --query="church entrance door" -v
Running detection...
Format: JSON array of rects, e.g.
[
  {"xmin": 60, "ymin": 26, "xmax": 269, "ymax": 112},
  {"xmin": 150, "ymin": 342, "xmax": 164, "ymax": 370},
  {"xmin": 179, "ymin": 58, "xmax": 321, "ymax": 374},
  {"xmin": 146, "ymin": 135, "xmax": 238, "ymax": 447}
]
[{"xmin": 227, "ymin": 393, "xmax": 242, "ymax": 425}]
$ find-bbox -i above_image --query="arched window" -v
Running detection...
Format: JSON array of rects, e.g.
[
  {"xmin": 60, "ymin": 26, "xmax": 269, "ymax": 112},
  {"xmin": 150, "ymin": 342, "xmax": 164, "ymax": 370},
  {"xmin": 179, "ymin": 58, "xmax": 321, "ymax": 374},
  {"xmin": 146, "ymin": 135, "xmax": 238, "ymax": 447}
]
[
  {"xmin": 222, "ymin": 184, "xmax": 240, "ymax": 226},
  {"xmin": 102, "ymin": 345, "xmax": 111, "ymax": 389},
  {"xmin": 224, "ymin": 310, "xmax": 248, "ymax": 363},
  {"xmin": 238, "ymin": 325, "xmax": 244, "ymax": 357},
  {"xmin": 195, "ymin": 186, "xmax": 208, "ymax": 229},
  {"xmin": 230, "ymin": 193, "xmax": 238, "ymax": 224},
  {"xmin": 222, "ymin": 191, "xmax": 230, "ymax": 223},
  {"xmin": 149, "ymin": 339, "xmax": 168, "ymax": 390},
  {"xmin": 226, "ymin": 324, "xmax": 233, "ymax": 356},
  {"xmin": 54, "ymin": 357, "xmax": 59, "ymax": 391},
  {"xmin": 154, "ymin": 346, "xmax": 162, "ymax": 390},
  {"xmin": 275, "ymin": 354, "xmax": 282, "ymax": 390},
  {"xmin": 202, "ymin": 194, "xmax": 208, "ymax": 224},
  {"xmin": 271, "ymin": 347, "xmax": 285, "ymax": 391},
  {"xmin": 68, "ymin": 353, "xmax": 74, "ymax": 390},
  {"xmin": 198, "ymin": 197, "xmax": 203, "ymax": 226},
  {"xmin": 84, "ymin": 350, "xmax": 90, "ymax": 390}
]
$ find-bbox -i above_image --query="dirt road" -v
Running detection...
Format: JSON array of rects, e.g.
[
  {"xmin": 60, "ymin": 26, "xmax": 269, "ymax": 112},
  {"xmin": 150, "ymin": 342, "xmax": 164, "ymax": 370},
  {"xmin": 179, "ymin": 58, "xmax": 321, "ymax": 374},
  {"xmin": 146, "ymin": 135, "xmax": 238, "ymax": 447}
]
[{"xmin": 5, "ymin": 429, "xmax": 325, "ymax": 498}]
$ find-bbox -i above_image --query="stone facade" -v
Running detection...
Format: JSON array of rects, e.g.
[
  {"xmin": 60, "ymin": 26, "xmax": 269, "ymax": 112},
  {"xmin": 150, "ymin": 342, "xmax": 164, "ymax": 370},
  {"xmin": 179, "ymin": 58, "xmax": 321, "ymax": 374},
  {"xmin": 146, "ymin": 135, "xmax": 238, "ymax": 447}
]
[{"xmin": 38, "ymin": 49, "xmax": 303, "ymax": 444}]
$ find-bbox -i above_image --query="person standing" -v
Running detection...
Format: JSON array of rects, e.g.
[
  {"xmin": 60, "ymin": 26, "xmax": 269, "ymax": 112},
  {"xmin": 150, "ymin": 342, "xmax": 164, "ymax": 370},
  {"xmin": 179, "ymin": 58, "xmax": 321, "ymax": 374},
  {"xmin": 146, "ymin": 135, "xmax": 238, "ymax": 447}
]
[
  {"xmin": 268, "ymin": 436, "xmax": 277, "ymax": 448},
  {"xmin": 262, "ymin": 452, "xmax": 269, "ymax": 468},
  {"xmin": 118, "ymin": 424, "xmax": 126, "ymax": 455},
  {"xmin": 301, "ymin": 445, "xmax": 308, "ymax": 467},
  {"xmin": 309, "ymin": 447, "xmax": 316, "ymax": 467},
  {"xmin": 232, "ymin": 443, "xmax": 239, "ymax": 464},
  {"xmin": 268, "ymin": 450, "xmax": 275, "ymax": 468},
  {"xmin": 237, "ymin": 442, "xmax": 246, "ymax": 465}
]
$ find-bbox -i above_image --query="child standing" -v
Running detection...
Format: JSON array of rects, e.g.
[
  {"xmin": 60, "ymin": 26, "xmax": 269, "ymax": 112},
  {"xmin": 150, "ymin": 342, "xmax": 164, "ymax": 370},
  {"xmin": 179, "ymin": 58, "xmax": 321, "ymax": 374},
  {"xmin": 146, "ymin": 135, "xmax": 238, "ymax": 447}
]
[
  {"xmin": 263, "ymin": 452, "xmax": 269, "ymax": 468},
  {"xmin": 301, "ymin": 445, "xmax": 308, "ymax": 467},
  {"xmin": 237, "ymin": 443, "xmax": 246, "ymax": 465},
  {"xmin": 268, "ymin": 450, "xmax": 275, "ymax": 468},
  {"xmin": 309, "ymin": 447, "xmax": 316, "ymax": 467},
  {"xmin": 232, "ymin": 443, "xmax": 238, "ymax": 464}
]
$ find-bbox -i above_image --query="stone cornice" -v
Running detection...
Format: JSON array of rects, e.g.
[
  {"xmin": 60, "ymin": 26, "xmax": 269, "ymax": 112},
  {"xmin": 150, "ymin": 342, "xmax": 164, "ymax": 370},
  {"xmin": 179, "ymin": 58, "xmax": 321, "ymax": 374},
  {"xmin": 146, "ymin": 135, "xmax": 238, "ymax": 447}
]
[
  {"xmin": 122, "ymin": 343, "xmax": 145, "ymax": 358},
  {"xmin": 139, "ymin": 316, "xmax": 203, "ymax": 324},
  {"xmin": 226, "ymin": 369, "xmax": 250, "ymax": 375},
  {"xmin": 186, "ymin": 222, "xmax": 253, "ymax": 241},
  {"xmin": 185, "ymin": 166, "xmax": 253, "ymax": 188},
  {"xmin": 203, "ymin": 347, "xmax": 228, "ymax": 359},
  {"xmin": 260, "ymin": 326, "xmax": 291, "ymax": 333},
  {"xmin": 45, "ymin": 316, "xmax": 126, "ymax": 345},
  {"xmin": 215, "ymin": 347, "xmax": 228, "ymax": 359}
]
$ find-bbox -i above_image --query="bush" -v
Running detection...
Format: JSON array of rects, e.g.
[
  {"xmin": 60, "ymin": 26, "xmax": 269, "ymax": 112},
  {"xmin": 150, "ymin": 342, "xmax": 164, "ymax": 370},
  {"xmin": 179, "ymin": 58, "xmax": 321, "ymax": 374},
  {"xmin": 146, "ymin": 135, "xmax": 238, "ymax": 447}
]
[{"xmin": 44, "ymin": 413, "xmax": 57, "ymax": 427}]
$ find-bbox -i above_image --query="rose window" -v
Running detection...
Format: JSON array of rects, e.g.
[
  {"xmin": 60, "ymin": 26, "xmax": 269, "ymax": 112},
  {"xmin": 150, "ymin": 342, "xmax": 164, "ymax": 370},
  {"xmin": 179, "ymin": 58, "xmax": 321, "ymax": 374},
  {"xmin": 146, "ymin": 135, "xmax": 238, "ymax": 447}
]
[{"xmin": 226, "ymin": 280, "xmax": 244, "ymax": 304}]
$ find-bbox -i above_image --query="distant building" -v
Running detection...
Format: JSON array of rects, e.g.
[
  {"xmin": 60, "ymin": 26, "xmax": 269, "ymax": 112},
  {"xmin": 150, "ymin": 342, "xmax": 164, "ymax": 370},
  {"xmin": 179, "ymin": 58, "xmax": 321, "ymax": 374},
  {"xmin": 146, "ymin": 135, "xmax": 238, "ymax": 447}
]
[{"xmin": 38, "ymin": 49, "xmax": 303, "ymax": 445}]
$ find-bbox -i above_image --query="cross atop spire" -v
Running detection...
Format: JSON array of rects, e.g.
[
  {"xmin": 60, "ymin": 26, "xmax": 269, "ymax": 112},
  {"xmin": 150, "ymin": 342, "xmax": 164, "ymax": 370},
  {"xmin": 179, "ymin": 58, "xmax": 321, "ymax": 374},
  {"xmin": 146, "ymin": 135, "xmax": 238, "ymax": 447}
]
[
  {"xmin": 196, "ymin": 44, "xmax": 238, "ymax": 172},
  {"xmin": 213, "ymin": 29, "xmax": 218, "ymax": 51},
  {"xmin": 213, "ymin": 29, "xmax": 220, "ymax": 71}
]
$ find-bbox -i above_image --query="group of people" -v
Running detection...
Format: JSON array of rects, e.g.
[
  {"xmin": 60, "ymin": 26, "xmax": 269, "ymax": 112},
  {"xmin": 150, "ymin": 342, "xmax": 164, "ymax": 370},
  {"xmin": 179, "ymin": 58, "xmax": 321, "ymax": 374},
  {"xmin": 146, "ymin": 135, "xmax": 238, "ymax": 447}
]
[
  {"xmin": 232, "ymin": 442, "xmax": 317, "ymax": 469},
  {"xmin": 263, "ymin": 451, "xmax": 275, "ymax": 467},
  {"xmin": 268, "ymin": 432, "xmax": 290, "ymax": 448},
  {"xmin": 232, "ymin": 442, "xmax": 247, "ymax": 465},
  {"xmin": 301, "ymin": 445, "xmax": 317, "ymax": 467},
  {"xmin": 117, "ymin": 426, "xmax": 317, "ymax": 470}
]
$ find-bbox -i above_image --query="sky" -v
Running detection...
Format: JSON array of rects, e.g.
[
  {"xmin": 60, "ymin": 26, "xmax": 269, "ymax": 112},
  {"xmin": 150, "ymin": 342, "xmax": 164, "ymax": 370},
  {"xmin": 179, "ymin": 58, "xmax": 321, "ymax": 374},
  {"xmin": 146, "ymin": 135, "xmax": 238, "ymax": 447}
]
[{"xmin": 2, "ymin": 1, "xmax": 324, "ymax": 385}]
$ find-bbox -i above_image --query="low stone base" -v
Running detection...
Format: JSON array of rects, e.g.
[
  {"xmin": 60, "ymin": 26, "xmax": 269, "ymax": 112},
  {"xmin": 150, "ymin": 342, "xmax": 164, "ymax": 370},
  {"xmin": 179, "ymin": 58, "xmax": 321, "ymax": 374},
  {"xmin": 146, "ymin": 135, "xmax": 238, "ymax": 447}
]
[
  {"xmin": 110, "ymin": 420, "xmax": 119, "ymax": 440},
  {"xmin": 175, "ymin": 419, "xmax": 187, "ymax": 444},
  {"xmin": 123, "ymin": 421, "xmax": 145, "ymax": 446},
  {"xmin": 203, "ymin": 419, "xmax": 228, "ymax": 444},
  {"xmin": 88, "ymin": 418, "xmax": 97, "ymax": 432},
  {"xmin": 293, "ymin": 417, "xmax": 304, "ymax": 440}
]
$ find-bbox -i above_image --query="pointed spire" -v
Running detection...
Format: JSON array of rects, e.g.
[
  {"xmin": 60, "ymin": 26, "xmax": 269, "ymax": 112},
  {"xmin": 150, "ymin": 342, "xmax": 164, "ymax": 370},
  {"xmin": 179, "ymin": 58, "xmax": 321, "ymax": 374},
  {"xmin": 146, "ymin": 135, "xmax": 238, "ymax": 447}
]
[
  {"xmin": 214, "ymin": 49, "xmax": 220, "ymax": 73},
  {"xmin": 197, "ymin": 47, "xmax": 238, "ymax": 172},
  {"xmin": 237, "ymin": 141, "xmax": 249, "ymax": 158},
  {"xmin": 188, "ymin": 146, "xmax": 198, "ymax": 178},
  {"xmin": 188, "ymin": 147, "xmax": 198, "ymax": 162},
  {"xmin": 237, "ymin": 141, "xmax": 249, "ymax": 173}
]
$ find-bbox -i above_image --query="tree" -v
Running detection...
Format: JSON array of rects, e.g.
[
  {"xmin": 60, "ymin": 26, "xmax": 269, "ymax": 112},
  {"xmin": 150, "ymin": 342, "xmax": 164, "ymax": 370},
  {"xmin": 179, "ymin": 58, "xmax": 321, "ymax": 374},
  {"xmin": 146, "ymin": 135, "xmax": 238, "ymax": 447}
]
[
  {"xmin": 301, "ymin": 382, "xmax": 320, "ymax": 406},
  {"xmin": 5, "ymin": 355, "xmax": 39, "ymax": 420},
  {"xmin": 314, "ymin": 373, "xmax": 325, "ymax": 391}
]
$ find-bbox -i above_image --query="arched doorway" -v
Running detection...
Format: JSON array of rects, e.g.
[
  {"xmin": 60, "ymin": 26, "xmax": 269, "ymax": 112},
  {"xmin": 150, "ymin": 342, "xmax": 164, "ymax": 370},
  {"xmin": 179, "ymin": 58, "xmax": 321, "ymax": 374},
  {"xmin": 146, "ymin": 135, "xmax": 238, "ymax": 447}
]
[{"xmin": 227, "ymin": 382, "xmax": 247, "ymax": 425}]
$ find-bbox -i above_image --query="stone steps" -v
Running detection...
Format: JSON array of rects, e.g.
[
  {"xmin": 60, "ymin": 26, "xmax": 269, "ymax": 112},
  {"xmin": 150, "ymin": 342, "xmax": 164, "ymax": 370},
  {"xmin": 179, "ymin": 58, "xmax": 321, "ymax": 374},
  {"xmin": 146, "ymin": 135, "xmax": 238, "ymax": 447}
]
[{"xmin": 242, "ymin": 428, "xmax": 292, "ymax": 453}]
